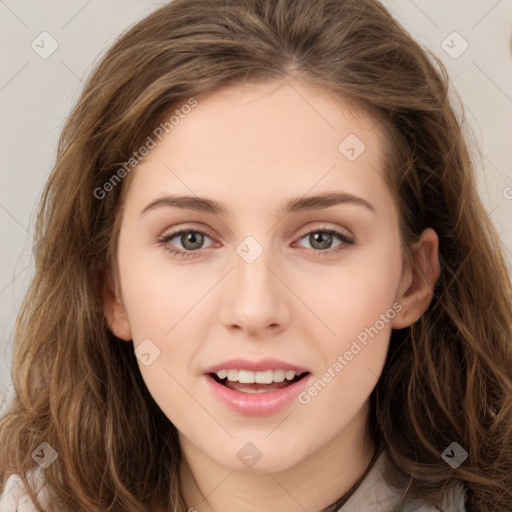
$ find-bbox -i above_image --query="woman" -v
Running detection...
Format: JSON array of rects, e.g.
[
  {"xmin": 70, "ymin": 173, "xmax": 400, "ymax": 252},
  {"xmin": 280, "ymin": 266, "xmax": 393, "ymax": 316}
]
[{"xmin": 1, "ymin": 0, "xmax": 511, "ymax": 510}]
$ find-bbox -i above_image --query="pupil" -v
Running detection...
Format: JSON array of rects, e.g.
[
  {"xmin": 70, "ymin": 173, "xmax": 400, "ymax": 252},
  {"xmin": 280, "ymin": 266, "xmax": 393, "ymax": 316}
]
[
  {"xmin": 311, "ymin": 232, "xmax": 332, "ymax": 250},
  {"xmin": 182, "ymin": 232, "xmax": 203, "ymax": 250}
]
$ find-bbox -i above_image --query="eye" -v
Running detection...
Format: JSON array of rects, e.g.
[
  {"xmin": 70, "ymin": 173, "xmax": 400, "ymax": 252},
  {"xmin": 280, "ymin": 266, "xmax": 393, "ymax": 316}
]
[
  {"xmin": 157, "ymin": 225, "xmax": 354, "ymax": 259},
  {"xmin": 157, "ymin": 228, "xmax": 216, "ymax": 259},
  {"xmin": 294, "ymin": 226, "xmax": 354, "ymax": 255}
]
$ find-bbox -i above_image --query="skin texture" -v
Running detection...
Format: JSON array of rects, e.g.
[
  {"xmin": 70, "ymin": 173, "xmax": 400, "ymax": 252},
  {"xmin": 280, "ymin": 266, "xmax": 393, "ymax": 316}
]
[{"xmin": 103, "ymin": 78, "xmax": 440, "ymax": 512}]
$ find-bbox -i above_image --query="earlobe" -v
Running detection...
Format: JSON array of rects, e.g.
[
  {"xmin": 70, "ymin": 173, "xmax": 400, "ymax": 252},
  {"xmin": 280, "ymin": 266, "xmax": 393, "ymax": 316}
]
[
  {"xmin": 392, "ymin": 227, "xmax": 440, "ymax": 330},
  {"xmin": 102, "ymin": 276, "xmax": 132, "ymax": 341}
]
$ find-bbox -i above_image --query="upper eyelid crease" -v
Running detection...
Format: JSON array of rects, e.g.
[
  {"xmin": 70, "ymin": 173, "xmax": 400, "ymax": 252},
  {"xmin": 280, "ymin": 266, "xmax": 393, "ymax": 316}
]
[{"xmin": 140, "ymin": 191, "xmax": 376, "ymax": 217}]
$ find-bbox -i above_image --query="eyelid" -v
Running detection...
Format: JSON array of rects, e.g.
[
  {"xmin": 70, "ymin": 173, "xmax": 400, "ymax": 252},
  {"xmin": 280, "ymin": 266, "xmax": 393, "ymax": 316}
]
[{"xmin": 295, "ymin": 223, "xmax": 354, "ymax": 242}]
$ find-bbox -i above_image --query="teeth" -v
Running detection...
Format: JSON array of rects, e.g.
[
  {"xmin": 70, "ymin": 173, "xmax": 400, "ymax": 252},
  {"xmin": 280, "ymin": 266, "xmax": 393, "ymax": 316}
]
[
  {"xmin": 226, "ymin": 369, "xmax": 238, "ymax": 381},
  {"xmin": 238, "ymin": 370, "xmax": 255, "ymax": 383},
  {"xmin": 273, "ymin": 369, "xmax": 286, "ymax": 382},
  {"xmin": 254, "ymin": 369, "xmax": 273, "ymax": 384},
  {"xmin": 215, "ymin": 369, "xmax": 302, "ymax": 384}
]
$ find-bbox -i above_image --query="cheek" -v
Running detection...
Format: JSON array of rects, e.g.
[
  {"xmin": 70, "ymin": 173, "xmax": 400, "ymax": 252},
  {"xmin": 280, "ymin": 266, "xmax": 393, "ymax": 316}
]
[
  {"xmin": 295, "ymin": 240, "xmax": 403, "ymax": 403},
  {"xmin": 116, "ymin": 250, "xmax": 207, "ymax": 428},
  {"xmin": 304, "ymin": 240, "xmax": 403, "ymax": 346},
  {"xmin": 117, "ymin": 245, "xmax": 205, "ymax": 341},
  {"xmin": 296, "ymin": 301, "xmax": 398, "ymax": 424}
]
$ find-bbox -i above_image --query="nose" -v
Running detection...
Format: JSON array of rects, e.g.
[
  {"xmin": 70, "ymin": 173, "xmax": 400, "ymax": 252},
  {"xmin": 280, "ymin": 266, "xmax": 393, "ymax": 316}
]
[{"xmin": 219, "ymin": 240, "xmax": 290, "ymax": 337}]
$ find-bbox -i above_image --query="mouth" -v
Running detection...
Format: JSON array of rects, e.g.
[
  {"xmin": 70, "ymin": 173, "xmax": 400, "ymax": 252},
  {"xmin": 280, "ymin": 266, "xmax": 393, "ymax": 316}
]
[
  {"xmin": 208, "ymin": 370, "xmax": 310, "ymax": 394},
  {"xmin": 204, "ymin": 367, "xmax": 313, "ymax": 416}
]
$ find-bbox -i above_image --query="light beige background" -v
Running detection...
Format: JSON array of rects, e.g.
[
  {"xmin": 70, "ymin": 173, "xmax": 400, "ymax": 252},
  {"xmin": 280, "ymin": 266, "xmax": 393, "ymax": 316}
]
[{"xmin": 1, "ymin": 0, "xmax": 511, "ymax": 407}]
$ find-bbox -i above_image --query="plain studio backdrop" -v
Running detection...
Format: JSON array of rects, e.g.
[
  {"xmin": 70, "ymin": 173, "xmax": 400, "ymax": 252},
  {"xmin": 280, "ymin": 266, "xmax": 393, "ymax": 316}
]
[{"xmin": 0, "ymin": 0, "xmax": 511, "ymax": 408}]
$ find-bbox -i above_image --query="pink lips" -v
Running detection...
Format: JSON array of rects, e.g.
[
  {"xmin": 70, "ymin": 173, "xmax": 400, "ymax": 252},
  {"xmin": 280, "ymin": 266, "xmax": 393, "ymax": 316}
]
[
  {"xmin": 203, "ymin": 357, "xmax": 311, "ymax": 374},
  {"xmin": 203, "ymin": 357, "xmax": 312, "ymax": 416}
]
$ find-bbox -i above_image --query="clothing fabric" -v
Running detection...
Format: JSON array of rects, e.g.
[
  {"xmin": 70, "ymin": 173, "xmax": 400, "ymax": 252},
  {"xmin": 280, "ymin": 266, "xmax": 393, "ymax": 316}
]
[
  {"xmin": 0, "ymin": 467, "xmax": 51, "ymax": 512},
  {"xmin": 337, "ymin": 452, "xmax": 467, "ymax": 512},
  {"xmin": 0, "ymin": 452, "xmax": 467, "ymax": 511}
]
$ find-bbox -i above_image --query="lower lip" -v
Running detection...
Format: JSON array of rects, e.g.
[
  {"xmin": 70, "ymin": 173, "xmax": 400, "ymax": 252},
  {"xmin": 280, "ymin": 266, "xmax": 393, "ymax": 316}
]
[{"xmin": 204, "ymin": 374, "xmax": 312, "ymax": 416}]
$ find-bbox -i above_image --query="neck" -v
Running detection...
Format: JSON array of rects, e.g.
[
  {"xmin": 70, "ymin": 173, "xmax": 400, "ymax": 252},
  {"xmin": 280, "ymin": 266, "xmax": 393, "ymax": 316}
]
[{"xmin": 178, "ymin": 402, "xmax": 375, "ymax": 512}]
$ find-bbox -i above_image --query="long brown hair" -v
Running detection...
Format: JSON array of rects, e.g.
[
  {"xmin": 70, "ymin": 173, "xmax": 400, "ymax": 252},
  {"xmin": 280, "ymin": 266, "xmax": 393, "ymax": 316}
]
[{"xmin": 1, "ymin": 0, "xmax": 511, "ymax": 510}]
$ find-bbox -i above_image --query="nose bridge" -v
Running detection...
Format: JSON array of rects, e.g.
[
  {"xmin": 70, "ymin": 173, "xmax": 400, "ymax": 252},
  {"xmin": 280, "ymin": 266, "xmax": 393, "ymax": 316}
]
[{"xmin": 219, "ymin": 234, "xmax": 288, "ymax": 333}]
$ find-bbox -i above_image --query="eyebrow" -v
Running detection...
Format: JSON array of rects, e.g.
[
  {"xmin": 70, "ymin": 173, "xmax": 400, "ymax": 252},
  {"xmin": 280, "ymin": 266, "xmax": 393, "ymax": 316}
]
[{"xmin": 141, "ymin": 191, "xmax": 376, "ymax": 217}]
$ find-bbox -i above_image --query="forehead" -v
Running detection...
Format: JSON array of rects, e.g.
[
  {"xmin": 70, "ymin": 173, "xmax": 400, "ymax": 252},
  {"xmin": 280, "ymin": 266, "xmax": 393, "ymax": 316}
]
[{"xmin": 124, "ymin": 78, "xmax": 393, "ymax": 217}]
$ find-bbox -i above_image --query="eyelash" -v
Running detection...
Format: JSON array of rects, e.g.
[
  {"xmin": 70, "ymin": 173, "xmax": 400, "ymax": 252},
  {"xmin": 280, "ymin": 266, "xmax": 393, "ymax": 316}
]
[{"xmin": 157, "ymin": 225, "xmax": 355, "ymax": 259}]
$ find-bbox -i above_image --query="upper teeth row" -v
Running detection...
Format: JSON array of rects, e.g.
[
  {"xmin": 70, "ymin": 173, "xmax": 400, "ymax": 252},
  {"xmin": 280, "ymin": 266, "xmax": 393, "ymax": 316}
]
[{"xmin": 215, "ymin": 369, "xmax": 302, "ymax": 384}]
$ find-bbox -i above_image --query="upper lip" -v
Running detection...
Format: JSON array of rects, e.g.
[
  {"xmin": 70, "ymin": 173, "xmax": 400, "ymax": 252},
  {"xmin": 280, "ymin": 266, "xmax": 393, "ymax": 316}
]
[{"xmin": 203, "ymin": 358, "xmax": 311, "ymax": 374}]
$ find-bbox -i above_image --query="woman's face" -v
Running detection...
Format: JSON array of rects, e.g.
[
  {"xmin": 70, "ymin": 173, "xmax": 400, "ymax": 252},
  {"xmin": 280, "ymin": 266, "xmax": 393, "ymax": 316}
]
[{"xmin": 108, "ymin": 78, "xmax": 416, "ymax": 473}]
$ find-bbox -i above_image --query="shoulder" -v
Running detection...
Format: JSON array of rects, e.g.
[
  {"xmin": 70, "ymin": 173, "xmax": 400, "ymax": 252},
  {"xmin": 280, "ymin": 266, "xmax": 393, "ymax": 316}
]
[
  {"xmin": 339, "ymin": 451, "xmax": 467, "ymax": 512},
  {"xmin": 0, "ymin": 468, "xmax": 52, "ymax": 512}
]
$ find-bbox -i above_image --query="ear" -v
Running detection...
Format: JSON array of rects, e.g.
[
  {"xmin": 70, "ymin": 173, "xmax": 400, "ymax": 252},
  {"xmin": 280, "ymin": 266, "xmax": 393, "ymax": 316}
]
[
  {"xmin": 392, "ymin": 227, "xmax": 440, "ymax": 329},
  {"xmin": 102, "ymin": 274, "xmax": 132, "ymax": 341}
]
